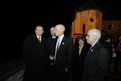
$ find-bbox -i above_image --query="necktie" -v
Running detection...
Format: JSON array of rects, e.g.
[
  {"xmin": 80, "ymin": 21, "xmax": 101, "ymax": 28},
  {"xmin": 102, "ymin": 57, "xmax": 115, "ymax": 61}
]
[
  {"xmin": 87, "ymin": 46, "xmax": 92, "ymax": 55},
  {"xmin": 38, "ymin": 36, "xmax": 41, "ymax": 42},
  {"xmin": 54, "ymin": 38, "xmax": 60, "ymax": 60},
  {"xmin": 89, "ymin": 46, "xmax": 92, "ymax": 51},
  {"xmin": 57, "ymin": 38, "xmax": 60, "ymax": 50}
]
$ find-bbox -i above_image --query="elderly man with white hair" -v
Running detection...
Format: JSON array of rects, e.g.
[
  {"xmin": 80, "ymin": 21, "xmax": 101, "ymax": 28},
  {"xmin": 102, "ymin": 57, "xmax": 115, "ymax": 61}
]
[
  {"xmin": 82, "ymin": 28, "xmax": 111, "ymax": 81},
  {"xmin": 50, "ymin": 24, "xmax": 75, "ymax": 81}
]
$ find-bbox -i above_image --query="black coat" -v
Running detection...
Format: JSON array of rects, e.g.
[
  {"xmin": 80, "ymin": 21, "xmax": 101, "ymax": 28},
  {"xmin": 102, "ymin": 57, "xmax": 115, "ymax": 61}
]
[
  {"xmin": 22, "ymin": 34, "xmax": 49, "ymax": 81},
  {"xmin": 47, "ymin": 36, "xmax": 57, "ymax": 56},
  {"xmin": 101, "ymin": 41, "xmax": 113, "ymax": 57}
]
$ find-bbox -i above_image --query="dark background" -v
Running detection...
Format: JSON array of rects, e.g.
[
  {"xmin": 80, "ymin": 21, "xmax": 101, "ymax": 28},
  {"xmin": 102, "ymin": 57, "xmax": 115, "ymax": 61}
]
[{"xmin": 1, "ymin": 0, "xmax": 121, "ymax": 64}]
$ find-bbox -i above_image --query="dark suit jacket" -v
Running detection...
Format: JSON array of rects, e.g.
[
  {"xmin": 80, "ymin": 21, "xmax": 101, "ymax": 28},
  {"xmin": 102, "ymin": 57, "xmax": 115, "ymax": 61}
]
[
  {"xmin": 83, "ymin": 41, "xmax": 110, "ymax": 81},
  {"xmin": 22, "ymin": 34, "xmax": 49, "ymax": 81},
  {"xmin": 47, "ymin": 37, "xmax": 57, "ymax": 56},
  {"xmin": 101, "ymin": 41, "xmax": 113, "ymax": 57},
  {"xmin": 55, "ymin": 35, "xmax": 75, "ymax": 73}
]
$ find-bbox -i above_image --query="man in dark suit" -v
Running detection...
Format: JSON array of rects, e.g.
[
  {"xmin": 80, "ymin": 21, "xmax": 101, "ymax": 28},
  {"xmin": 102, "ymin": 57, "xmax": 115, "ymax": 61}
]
[
  {"xmin": 46, "ymin": 27, "xmax": 57, "ymax": 81},
  {"xmin": 22, "ymin": 25, "xmax": 49, "ymax": 81},
  {"xmin": 47, "ymin": 27, "xmax": 57, "ymax": 65},
  {"xmin": 101, "ymin": 35, "xmax": 113, "ymax": 56},
  {"xmin": 82, "ymin": 28, "xmax": 111, "ymax": 81},
  {"xmin": 52, "ymin": 24, "xmax": 75, "ymax": 81}
]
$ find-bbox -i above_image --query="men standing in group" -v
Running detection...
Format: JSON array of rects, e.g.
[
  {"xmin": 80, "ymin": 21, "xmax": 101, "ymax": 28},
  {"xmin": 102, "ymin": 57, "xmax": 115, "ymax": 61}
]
[
  {"xmin": 52, "ymin": 24, "xmax": 75, "ymax": 81},
  {"xmin": 22, "ymin": 25, "xmax": 49, "ymax": 81},
  {"xmin": 82, "ymin": 28, "xmax": 111, "ymax": 81},
  {"xmin": 47, "ymin": 26, "xmax": 57, "ymax": 81}
]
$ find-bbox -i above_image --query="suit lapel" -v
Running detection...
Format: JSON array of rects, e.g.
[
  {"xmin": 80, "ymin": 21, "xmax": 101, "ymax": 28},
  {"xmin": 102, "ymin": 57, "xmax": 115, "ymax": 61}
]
[
  {"xmin": 58, "ymin": 36, "xmax": 66, "ymax": 51},
  {"xmin": 87, "ymin": 41, "xmax": 100, "ymax": 55}
]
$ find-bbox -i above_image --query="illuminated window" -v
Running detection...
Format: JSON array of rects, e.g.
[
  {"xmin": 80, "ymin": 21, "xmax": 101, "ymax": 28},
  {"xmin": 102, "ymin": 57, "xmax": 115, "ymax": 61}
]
[{"xmin": 82, "ymin": 24, "xmax": 85, "ymax": 33}]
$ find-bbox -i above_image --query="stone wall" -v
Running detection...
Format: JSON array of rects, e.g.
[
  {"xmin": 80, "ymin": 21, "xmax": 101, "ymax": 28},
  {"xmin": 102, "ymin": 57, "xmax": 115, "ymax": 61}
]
[{"xmin": 5, "ymin": 69, "xmax": 25, "ymax": 81}]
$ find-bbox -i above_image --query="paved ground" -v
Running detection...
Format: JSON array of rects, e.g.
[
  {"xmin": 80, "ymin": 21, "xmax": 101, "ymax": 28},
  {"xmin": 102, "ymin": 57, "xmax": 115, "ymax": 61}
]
[{"xmin": 0, "ymin": 57, "xmax": 120, "ymax": 81}]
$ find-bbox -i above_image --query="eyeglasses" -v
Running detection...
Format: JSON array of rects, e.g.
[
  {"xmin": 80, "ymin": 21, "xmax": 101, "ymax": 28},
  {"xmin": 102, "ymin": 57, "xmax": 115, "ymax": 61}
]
[
  {"xmin": 86, "ymin": 34, "xmax": 91, "ymax": 37},
  {"xmin": 86, "ymin": 34, "xmax": 95, "ymax": 38}
]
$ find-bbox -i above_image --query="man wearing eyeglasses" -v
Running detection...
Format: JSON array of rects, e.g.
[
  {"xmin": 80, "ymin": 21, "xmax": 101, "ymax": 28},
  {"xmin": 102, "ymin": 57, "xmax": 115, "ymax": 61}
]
[{"xmin": 82, "ymin": 28, "xmax": 110, "ymax": 81}]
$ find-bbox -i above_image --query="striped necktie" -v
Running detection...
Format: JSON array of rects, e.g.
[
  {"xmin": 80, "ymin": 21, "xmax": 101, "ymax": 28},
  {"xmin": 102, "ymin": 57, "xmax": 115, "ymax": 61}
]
[
  {"xmin": 54, "ymin": 38, "xmax": 60, "ymax": 60},
  {"xmin": 89, "ymin": 46, "xmax": 92, "ymax": 51},
  {"xmin": 57, "ymin": 38, "xmax": 60, "ymax": 50}
]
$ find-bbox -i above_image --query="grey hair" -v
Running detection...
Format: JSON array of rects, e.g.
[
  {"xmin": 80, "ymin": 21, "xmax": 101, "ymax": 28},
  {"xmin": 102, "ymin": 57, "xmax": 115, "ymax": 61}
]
[
  {"xmin": 90, "ymin": 28, "xmax": 101, "ymax": 40},
  {"xmin": 58, "ymin": 24, "xmax": 65, "ymax": 32}
]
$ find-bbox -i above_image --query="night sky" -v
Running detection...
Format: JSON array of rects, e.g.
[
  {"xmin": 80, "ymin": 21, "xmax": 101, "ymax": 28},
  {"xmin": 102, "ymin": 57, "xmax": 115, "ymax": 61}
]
[
  {"xmin": 5, "ymin": 0, "xmax": 121, "ymax": 35},
  {"xmin": 8, "ymin": 0, "xmax": 120, "ymax": 35},
  {"xmin": 2, "ymin": 0, "xmax": 121, "ymax": 63}
]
